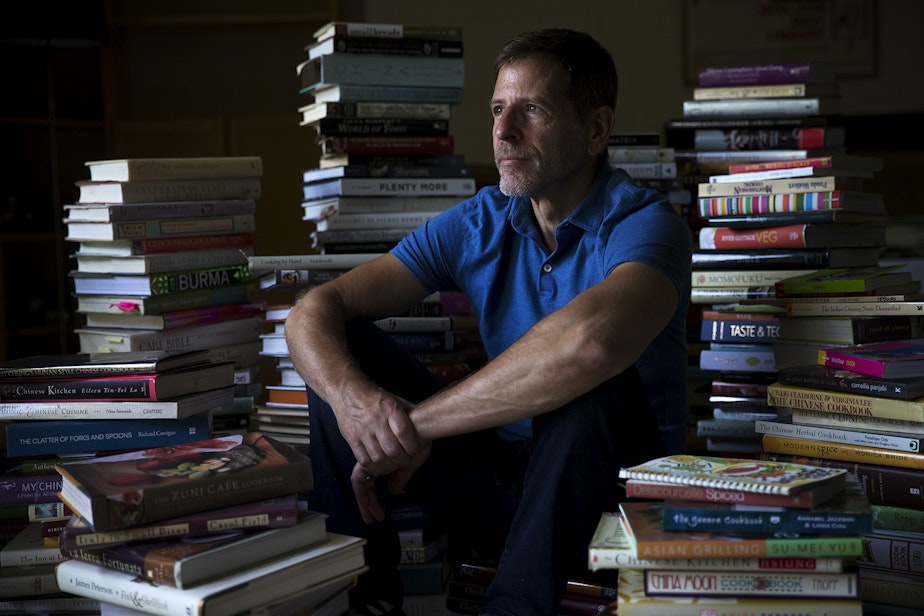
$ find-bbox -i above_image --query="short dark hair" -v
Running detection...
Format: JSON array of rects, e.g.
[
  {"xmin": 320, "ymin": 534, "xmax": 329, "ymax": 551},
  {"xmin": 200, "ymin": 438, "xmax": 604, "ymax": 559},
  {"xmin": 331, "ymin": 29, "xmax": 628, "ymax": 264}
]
[{"xmin": 493, "ymin": 28, "xmax": 618, "ymax": 115}]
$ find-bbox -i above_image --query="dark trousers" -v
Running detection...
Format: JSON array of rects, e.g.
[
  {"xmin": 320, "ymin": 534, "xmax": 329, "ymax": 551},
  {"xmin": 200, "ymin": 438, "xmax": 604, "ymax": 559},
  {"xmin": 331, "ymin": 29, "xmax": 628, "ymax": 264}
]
[{"xmin": 306, "ymin": 321, "xmax": 666, "ymax": 616}]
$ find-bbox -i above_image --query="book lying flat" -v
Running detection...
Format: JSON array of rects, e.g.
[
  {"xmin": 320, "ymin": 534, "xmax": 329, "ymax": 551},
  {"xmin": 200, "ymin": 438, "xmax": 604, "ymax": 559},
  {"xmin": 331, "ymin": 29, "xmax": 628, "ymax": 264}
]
[{"xmin": 617, "ymin": 454, "xmax": 847, "ymax": 495}]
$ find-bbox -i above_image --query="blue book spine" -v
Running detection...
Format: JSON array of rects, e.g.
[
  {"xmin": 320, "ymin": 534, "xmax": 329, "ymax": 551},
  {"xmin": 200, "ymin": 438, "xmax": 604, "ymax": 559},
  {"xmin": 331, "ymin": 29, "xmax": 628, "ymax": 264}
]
[
  {"xmin": 700, "ymin": 319, "xmax": 781, "ymax": 342},
  {"xmin": 306, "ymin": 54, "xmax": 464, "ymax": 89},
  {"xmin": 4, "ymin": 413, "xmax": 212, "ymax": 457}
]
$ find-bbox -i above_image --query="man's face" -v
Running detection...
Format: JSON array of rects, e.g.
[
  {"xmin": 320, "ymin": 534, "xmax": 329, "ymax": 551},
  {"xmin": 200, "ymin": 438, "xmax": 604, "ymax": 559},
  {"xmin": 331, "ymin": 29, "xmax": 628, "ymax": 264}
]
[{"xmin": 491, "ymin": 56, "xmax": 590, "ymax": 198}]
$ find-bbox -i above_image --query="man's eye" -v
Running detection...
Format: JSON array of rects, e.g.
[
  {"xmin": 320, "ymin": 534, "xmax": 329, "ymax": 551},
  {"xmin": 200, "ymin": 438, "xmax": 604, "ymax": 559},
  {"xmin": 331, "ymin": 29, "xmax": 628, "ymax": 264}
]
[{"xmin": 526, "ymin": 104, "xmax": 539, "ymax": 113}]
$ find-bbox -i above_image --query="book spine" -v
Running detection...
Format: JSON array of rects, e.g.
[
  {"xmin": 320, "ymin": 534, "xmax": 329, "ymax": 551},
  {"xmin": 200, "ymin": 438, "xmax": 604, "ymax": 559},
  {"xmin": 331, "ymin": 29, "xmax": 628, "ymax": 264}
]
[
  {"xmin": 622, "ymin": 480, "xmax": 819, "ymax": 507},
  {"xmin": 128, "ymin": 232, "xmax": 256, "ymax": 254},
  {"xmin": 761, "ymin": 452, "xmax": 924, "ymax": 511},
  {"xmin": 643, "ymin": 569, "xmax": 858, "ymax": 598},
  {"xmin": 312, "ymin": 117, "xmax": 450, "ymax": 136},
  {"xmin": 728, "ymin": 156, "xmax": 838, "ymax": 173},
  {"xmin": 0, "ymin": 564, "xmax": 59, "ymax": 596},
  {"xmin": 870, "ymin": 504, "xmax": 924, "ymax": 533},
  {"xmin": 755, "ymin": 421, "xmax": 924, "ymax": 453},
  {"xmin": 611, "ymin": 161, "xmax": 677, "ymax": 178},
  {"xmin": 311, "ymin": 84, "xmax": 464, "ymax": 104},
  {"xmin": 0, "ymin": 376, "xmax": 162, "ymax": 401},
  {"xmin": 316, "ymin": 36, "xmax": 463, "ymax": 58},
  {"xmin": 321, "ymin": 23, "xmax": 463, "ymax": 41},
  {"xmin": 697, "ymin": 191, "xmax": 847, "ymax": 217},
  {"xmin": 858, "ymin": 532, "xmax": 924, "ymax": 572},
  {"xmin": 140, "ymin": 264, "xmax": 254, "ymax": 296},
  {"xmin": 767, "ymin": 383, "xmax": 924, "ymax": 422},
  {"xmin": 691, "ymin": 127, "xmax": 832, "ymax": 151},
  {"xmin": 0, "ymin": 475, "xmax": 61, "ymax": 505},
  {"xmin": 694, "ymin": 270, "xmax": 809, "ymax": 287},
  {"xmin": 260, "ymin": 269, "xmax": 344, "ymax": 290},
  {"xmin": 125, "ymin": 215, "xmax": 256, "ymax": 240},
  {"xmin": 699, "ymin": 320, "xmax": 780, "ymax": 343},
  {"xmin": 305, "ymin": 54, "xmax": 465, "ymax": 89},
  {"xmin": 148, "ymin": 302, "xmax": 264, "ymax": 330},
  {"xmin": 75, "ymin": 200, "xmax": 256, "ymax": 222},
  {"xmin": 117, "ymin": 284, "xmax": 256, "ymax": 316},
  {"xmin": 59, "ymin": 545, "xmax": 147, "ymax": 583},
  {"xmin": 374, "ymin": 316, "xmax": 453, "ymax": 332},
  {"xmin": 661, "ymin": 503, "xmax": 871, "ymax": 535},
  {"xmin": 88, "ymin": 158, "xmax": 263, "ymax": 181},
  {"xmin": 698, "ymin": 175, "xmax": 846, "ymax": 197},
  {"xmin": 690, "ymin": 286, "xmax": 776, "ymax": 303},
  {"xmin": 692, "ymin": 249, "xmax": 855, "ymax": 270},
  {"xmin": 699, "ymin": 224, "xmax": 816, "ymax": 250},
  {"xmin": 859, "ymin": 570, "xmax": 924, "ymax": 608},
  {"xmin": 633, "ymin": 534, "xmax": 862, "ymax": 559},
  {"xmin": 699, "ymin": 349, "xmax": 776, "ymax": 373},
  {"xmin": 304, "ymin": 101, "xmax": 451, "ymax": 122},
  {"xmin": 790, "ymin": 408, "xmax": 924, "ymax": 434},
  {"xmin": 388, "ymin": 331, "xmax": 466, "ymax": 352},
  {"xmin": 315, "ymin": 211, "xmax": 444, "ymax": 231},
  {"xmin": 606, "ymin": 147, "xmax": 674, "ymax": 164},
  {"xmin": 682, "ymin": 97, "xmax": 827, "ymax": 118},
  {"xmin": 698, "ymin": 62, "xmax": 828, "ymax": 86},
  {"xmin": 694, "ymin": 83, "xmax": 821, "ymax": 99},
  {"xmin": 695, "ymin": 419, "xmax": 758, "ymax": 438},
  {"xmin": 788, "ymin": 301, "xmax": 924, "ymax": 317},
  {"xmin": 304, "ymin": 177, "xmax": 475, "ymax": 200},
  {"xmin": 79, "ymin": 179, "xmax": 261, "ymax": 205},
  {"xmin": 319, "ymin": 135, "xmax": 455, "ymax": 155},
  {"xmin": 761, "ymin": 434, "xmax": 924, "ymax": 470},
  {"xmin": 246, "ymin": 253, "xmax": 381, "ymax": 271},
  {"xmin": 3, "ymin": 414, "xmax": 212, "ymax": 457},
  {"xmin": 78, "ymin": 317, "xmax": 261, "ymax": 353}
]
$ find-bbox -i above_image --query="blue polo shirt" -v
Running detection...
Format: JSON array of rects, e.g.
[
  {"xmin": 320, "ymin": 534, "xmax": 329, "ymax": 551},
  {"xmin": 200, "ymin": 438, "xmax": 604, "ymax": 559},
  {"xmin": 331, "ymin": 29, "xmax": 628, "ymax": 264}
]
[{"xmin": 391, "ymin": 164, "xmax": 692, "ymax": 446}]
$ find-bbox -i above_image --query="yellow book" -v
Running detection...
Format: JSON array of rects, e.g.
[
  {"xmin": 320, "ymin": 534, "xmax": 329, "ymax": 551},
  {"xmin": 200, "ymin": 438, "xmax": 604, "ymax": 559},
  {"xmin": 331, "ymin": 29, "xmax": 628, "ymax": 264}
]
[{"xmin": 761, "ymin": 434, "xmax": 924, "ymax": 470}]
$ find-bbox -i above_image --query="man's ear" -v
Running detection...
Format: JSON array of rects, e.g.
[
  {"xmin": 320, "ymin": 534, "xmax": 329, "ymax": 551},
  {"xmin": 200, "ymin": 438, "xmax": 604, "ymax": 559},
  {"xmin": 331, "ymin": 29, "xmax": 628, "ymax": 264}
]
[{"xmin": 588, "ymin": 106, "xmax": 616, "ymax": 157}]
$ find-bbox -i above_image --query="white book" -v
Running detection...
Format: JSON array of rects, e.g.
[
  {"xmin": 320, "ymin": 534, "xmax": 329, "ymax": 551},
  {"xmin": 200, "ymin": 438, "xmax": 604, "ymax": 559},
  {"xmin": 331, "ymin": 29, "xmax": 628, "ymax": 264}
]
[
  {"xmin": 302, "ymin": 195, "xmax": 459, "ymax": 221},
  {"xmin": 75, "ymin": 247, "xmax": 253, "ymax": 275},
  {"xmin": 55, "ymin": 533, "xmax": 367, "ymax": 616},
  {"xmin": 303, "ymin": 177, "xmax": 475, "ymax": 201},
  {"xmin": 709, "ymin": 166, "xmax": 873, "ymax": 183},
  {"xmin": 85, "ymin": 157, "xmax": 263, "ymax": 182},
  {"xmin": 75, "ymin": 317, "xmax": 262, "ymax": 354},
  {"xmin": 245, "ymin": 253, "xmax": 382, "ymax": 272}
]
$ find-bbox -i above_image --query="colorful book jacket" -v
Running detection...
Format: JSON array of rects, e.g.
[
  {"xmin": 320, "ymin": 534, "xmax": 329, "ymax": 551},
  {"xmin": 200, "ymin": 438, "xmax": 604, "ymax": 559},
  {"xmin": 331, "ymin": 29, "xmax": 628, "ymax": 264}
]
[
  {"xmin": 659, "ymin": 475, "xmax": 872, "ymax": 535},
  {"xmin": 56, "ymin": 432, "xmax": 314, "ymax": 532},
  {"xmin": 766, "ymin": 381, "xmax": 924, "ymax": 422},
  {"xmin": 59, "ymin": 511, "xmax": 327, "ymax": 588},
  {"xmin": 642, "ymin": 568, "xmax": 859, "ymax": 599},
  {"xmin": 697, "ymin": 190, "xmax": 883, "ymax": 218},
  {"xmin": 0, "ymin": 467, "xmax": 61, "ymax": 505},
  {"xmin": 817, "ymin": 339, "xmax": 924, "ymax": 379},
  {"xmin": 619, "ymin": 501, "xmax": 864, "ymax": 560},
  {"xmin": 588, "ymin": 511, "xmax": 847, "ymax": 573},
  {"xmin": 4, "ymin": 413, "xmax": 213, "ymax": 457},
  {"xmin": 58, "ymin": 494, "xmax": 301, "ymax": 551},
  {"xmin": 617, "ymin": 454, "xmax": 847, "ymax": 496},
  {"xmin": 761, "ymin": 434, "xmax": 924, "ymax": 471}
]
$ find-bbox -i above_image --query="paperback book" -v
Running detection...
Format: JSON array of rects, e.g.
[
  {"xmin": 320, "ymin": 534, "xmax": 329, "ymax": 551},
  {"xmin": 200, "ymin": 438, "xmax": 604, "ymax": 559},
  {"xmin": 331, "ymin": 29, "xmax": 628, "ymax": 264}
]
[
  {"xmin": 766, "ymin": 381, "xmax": 924, "ymax": 422},
  {"xmin": 56, "ymin": 432, "xmax": 314, "ymax": 532},
  {"xmin": 755, "ymin": 415, "xmax": 924, "ymax": 454},
  {"xmin": 817, "ymin": 339, "xmax": 924, "ymax": 378},
  {"xmin": 642, "ymin": 568, "xmax": 858, "ymax": 599}
]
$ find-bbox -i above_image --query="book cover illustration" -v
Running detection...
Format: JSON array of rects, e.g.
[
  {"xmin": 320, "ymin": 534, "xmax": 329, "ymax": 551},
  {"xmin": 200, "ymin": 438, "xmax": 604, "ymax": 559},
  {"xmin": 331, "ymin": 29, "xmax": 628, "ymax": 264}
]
[
  {"xmin": 618, "ymin": 454, "xmax": 847, "ymax": 495},
  {"xmin": 57, "ymin": 432, "xmax": 313, "ymax": 532}
]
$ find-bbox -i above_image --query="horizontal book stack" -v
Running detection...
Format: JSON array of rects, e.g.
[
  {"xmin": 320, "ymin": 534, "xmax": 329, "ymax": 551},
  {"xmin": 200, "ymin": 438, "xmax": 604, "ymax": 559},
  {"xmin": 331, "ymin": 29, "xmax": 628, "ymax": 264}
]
[
  {"xmin": 50, "ymin": 432, "xmax": 367, "ymax": 616},
  {"xmin": 607, "ymin": 133, "xmax": 690, "ymax": 217},
  {"xmin": 592, "ymin": 454, "xmax": 869, "ymax": 615},
  {"xmin": 66, "ymin": 156, "xmax": 272, "ymax": 431},
  {"xmin": 297, "ymin": 21, "xmax": 474, "ymax": 255},
  {"xmin": 0, "ymin": 350, "xmax": 239, "ymax": 610},
  {"xmin": 761, "ymin": 339, "xmax": 924, "ymax": 613}
]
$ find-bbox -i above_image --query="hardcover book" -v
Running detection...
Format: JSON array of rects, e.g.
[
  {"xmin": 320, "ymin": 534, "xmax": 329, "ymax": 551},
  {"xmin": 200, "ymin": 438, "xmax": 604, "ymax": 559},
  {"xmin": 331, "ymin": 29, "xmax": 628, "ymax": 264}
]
[
  {"xmin": 698, "ymin": 223, "xmax": 883, "ymax": 250},
  {"xmin": 761, "ymin": 434, "xmax": 924, "ymax": 470},
  {"xmin": 307, "ymin": 35, "xmax": 462, "ymax": 60},
  {"xmin": 302, "ymin": 176, "xmax": 475, "ymax": 201},
  {"xmin": 642, "ymin": 568, "xmax": 859, "ymax": 599},
  {"xmin": 245, "ymin": 252, "xmax": 382, "ymax": 272},
  {"xmin": 0, "ymin": 361, "xmax": 233, "ymax": 402},
  {"xmin": 682, "ymin": 97, "xmax": 842, "ymax": 119},
  {"xmin": 817, "ymin": 339, "xmax": 924, "ymax": 378},
  {"xmin": 70, "ymin": 264, "xmax": 254, "ymax": 297},
  {"xmin": 297, "ymin": 53, "xmax": 464, "ymax": 91},
  {"xmin": 774, "ymin": 265, "xmax": 913, "ymax": 296},
  {"xmin": 698, "ymin": 62, "xmax": 837, "ymax": 87},
  {"xmin": 617, "ymin": 454, "xmax": 847, "ymax": 496},
  {"xmin": 4, "ymin": 412, "xmax": 213, "ymax": 457},
  {"xmin": 66, "ymin": 213, "xmax": 256, "ymax": 242},
  {"xmin": 698, "ymin": 175, "xmax": 861, "ymax": 197},
  {"xmin": 318, "ymin": 135, "xmax": 455, "ymax": 156},
  {"xmin": 307, "ymin": 83, "xmax": 464, "ymax": 105},
  {"xmin": 298, "ymin": 101, "xmax": 452, "ymax": 125},
  {"xmin": 690, "ymin": 247, "xmax": 880, "ymax": 270},
  {"xmin": 697, "ymin": 190, "xmax": 885, "ymax": 218},
  {"xmin": 64, "ymin": 199, "xmax": 257, "ymax": 223},
  {"xmin": 74, "ymin": 178, "xmax": 261, "ymax": 205},
  {"xmin": 75, "ymin": 284, "xmax": 257, "ymax": 316},
  {"xmin": 777, "ymin": 314, "xmax": 924, "ymax": 345},
  {"xmin": 727, "ymin": 154, "xmax": 884, "ymax": 174},
  {"xmin": 616, "ymin": 569, "xmax": 853, "ymax": 616},
  {"xmin": 82, "ymin": 301, "xmax": 266, "ymax": 331},
  {"xmin": 0, "ymin": 467, "xmax": 61, "ymax": 505},
  {"xmin": 0, "ymin": 387, "xmax": 233, "ymax": 422},
  {"xmin": 60, "ymin": 511, "xmax": 327, "ymax": 589},
  {"xmin": 56, "ymin": 432, "xmax": 314, "ymax": 532},
  {"xmin": 74, "ymin": 316, "xmax": 263, "ymax": 354},
  {"xmin": 75, "ymin": 232, "xmax": 256, "ymax": 256},
  {"xmin": 756, "ymin": 416, "xmax": 924, "ymax": 454},
  {"xmin": 778, "ymin": 361, "xmax": 924, "ymax": 400},
  {"xmin": 588, "ymin": 511, "xmax": 847, "ymax": 572},
  {"xmin": 55, "ymin": 531, "xmax": 366, "ymax": 616},
  {"xmin": 766, "ymin": 381, "xmax": 924, "ymax": 422},
  {"xmin": 312, "ymin": 21, "xmax": 463, "ymax": 42},
  {"xmin": 59, "ymin": 495, "xmax": 301, "ymax": 551},
  {"xmin": 786, "ymin": 299, "xmax": 924, "ymax": 317},
  {"xmin": 309, "ymin": 116, "xmax": 450, "ymax": 137},
  {"xmin": 659, "ymin": 475, "xmax": 872, "ymax": 535},
  {"xmin": 619, "ymin": 501, "xmax": 864, "ymax": 560},
  {"xmin": 789, "ymin": 407, "xmax": 924, "ymax": 437},
  {"xmin": 75, "ymin": 247, "xmax": 255, "ymax": 276},
  {"xmin": 85, "ymin": 157, "xmax": 263, "ymax": 182},
  {"xmin": 0, "ymin": 350, "xmax": 211, "ymax": 379}
]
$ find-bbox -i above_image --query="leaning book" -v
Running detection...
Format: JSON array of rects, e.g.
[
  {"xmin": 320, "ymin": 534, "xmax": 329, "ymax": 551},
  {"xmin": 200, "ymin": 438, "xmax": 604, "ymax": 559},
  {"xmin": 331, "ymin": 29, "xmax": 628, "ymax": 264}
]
[
  {"xmin": 56, "ymin": 432, "xmax": 313, "ymax": 532},
  {"xmin": 55, "ymin": 532, "xmax": 366, "ymax": 616},
  {"xmin": 617, "ymin": 454, "xmax": 847, "ymax": 496}
]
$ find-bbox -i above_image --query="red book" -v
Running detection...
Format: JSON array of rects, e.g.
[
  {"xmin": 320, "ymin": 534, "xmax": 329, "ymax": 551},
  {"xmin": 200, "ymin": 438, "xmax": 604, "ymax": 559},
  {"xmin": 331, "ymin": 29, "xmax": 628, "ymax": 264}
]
[{"xmin": 728, "ymin": 155, "xmax": 884, "ymax": 174}]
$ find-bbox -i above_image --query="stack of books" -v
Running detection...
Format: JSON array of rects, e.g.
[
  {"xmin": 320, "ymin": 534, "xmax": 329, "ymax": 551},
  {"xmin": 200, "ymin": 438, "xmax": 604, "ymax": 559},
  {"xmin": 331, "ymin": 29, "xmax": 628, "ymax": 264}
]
[
  {"xmin": 590, "ymin": 454, "xmax": 869, "ymax": 615},
  {"xmin": 296, "ymin": 21, "xmax": 476, "ymax": 255},
  {"xmin": 760, "ymin": 339, "xmax": 924, "ymax": 613},
  {"xmin": 0, "ymin": 350, "xmax": 237, "ymax": 612},
  {"xmin": 51, "ymin": 432, "xmax": 366, "ymax": 615},
  {"xmin": 65, "ymin": 156, "xmax": 271, "ymax": 430},
  {"xmin": 675, "ymin": 61, "xmax": 892, "ymax": 456},
  {"xmin": 607, "ymin": 133, "xmax": 690, "ymax": 216}
]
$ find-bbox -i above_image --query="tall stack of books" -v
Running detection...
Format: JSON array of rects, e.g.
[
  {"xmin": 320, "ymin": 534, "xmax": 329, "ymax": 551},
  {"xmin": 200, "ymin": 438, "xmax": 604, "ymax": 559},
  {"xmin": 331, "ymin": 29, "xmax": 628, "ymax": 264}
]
[
  {"xmin": 760, "ymin": 339, "xmax": 924, "ymax": 613},
  {"xmin": 297, "ymin": 21, "xmax": 475, "ymax": 255},
  {"xmin": 607, "ymin": 133, "xmax": 689, "ymax": 216},
  {"xmin": 590, "ymin": 454, "xmax": 869, "ymax": 615},
  {"xmin": 64, "ymin": 156, "xmax": 270, "ymax": 432},
  {"xmin": 50, "ymin": 432, "xmax": 365, "ymax": 616},
  {"xmin": 674, "ymin": 61, "xmax": 891, "ymax": 457},
  {"xmin": 0, "ymin": 350, "xmax": 236, "ymax": 612}
]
